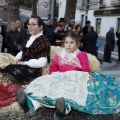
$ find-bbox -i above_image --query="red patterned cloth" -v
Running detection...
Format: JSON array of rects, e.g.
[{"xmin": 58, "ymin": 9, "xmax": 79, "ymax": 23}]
[{"xmin": 0, "ymin": 82, "xmax": 22, "ymax": 108}]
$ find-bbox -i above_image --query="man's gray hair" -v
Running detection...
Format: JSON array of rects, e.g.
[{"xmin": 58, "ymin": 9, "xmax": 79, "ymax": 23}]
[
  {"xmin": 88, "ymin": 26, "xmax": 94, "ymax": 31},
  {"xmin": 110, "ymin": 27, "xmax": 114, "ymax": 31}
]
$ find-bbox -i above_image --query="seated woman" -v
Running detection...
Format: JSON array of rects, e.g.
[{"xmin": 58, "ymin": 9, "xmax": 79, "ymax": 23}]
[
  {"xmin": 1, "ymin": 16, "xmax": 50, "ymax": 85},
  {"xmin": 17, "ymin": 32, "xmax": 120, "ymax": 120}
]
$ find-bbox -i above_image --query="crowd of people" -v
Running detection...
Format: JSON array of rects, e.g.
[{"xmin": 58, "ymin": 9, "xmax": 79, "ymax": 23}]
[
  {"xmin": 0, "ymin": 17, "xmax": 119, "ymax": 62},
  {"xmin": 0, "ymin": 16, "xmax": 120, "ymax": 120}
]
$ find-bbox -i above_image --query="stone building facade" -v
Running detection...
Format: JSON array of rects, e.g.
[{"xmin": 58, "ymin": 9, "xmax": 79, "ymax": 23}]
[{"xmin": 0, "ymin": 0, "xmax": 7, "ymax": 21}]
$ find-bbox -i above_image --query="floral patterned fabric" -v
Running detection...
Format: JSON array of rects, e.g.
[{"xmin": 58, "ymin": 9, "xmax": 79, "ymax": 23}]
[
  {"xmin": 3, "ymin": 64, "xmax": 43, "ymax": 85},
  {"xmin": 0, "ymin": 53, "xmax": 43, "ymax": 85},
  {"xmin": 25, "ymin": 71, "xmax": 120, "ymax": 115}
]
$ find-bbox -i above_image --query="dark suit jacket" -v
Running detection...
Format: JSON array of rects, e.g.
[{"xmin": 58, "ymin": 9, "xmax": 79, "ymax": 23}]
[
  {"xmin": 116, "ymin": 32, "xmax": 120, "ymax": 46},
  {"xmin": 1, "ymin": 25, "xmax": 6, "ymax": 43},
  {"xmin": 82, "ymin": 26, "xmax": 89, "ymax": 36},
  {"xmin": 106, "ymin": 30, "xmax": 115, "ymax": 50},
  {"xmin": 16, "ymin": 27, "xmax": 28, "ymax": 46},
  {"xmin": 84, "ymin": 30, "xmax": 98, "ymax": 54}
]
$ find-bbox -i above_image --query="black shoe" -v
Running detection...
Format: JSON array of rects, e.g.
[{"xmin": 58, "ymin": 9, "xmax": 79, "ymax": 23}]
[
  {"xmin": 55, "ymin": 98, "xmax": 66, "ymax": 118},
  {"xmin": 16, "ymin": 88, "xmax": 29, "ymax": 113},
  {"xmin": 16, "ymin": 88, "xmax": 35, "ymax": 117}
]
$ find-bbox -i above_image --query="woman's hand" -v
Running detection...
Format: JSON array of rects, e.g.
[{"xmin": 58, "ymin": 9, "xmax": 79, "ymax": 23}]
[
  {"xmin": 15, "ymin": 59, "xmax": 19, "ymax": 64},
  {"xmin": 16, "ymin": 61, "xmax": 25, "ymax": 65}
]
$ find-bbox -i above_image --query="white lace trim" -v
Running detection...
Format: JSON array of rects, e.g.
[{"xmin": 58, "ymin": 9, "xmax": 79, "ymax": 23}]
[
  {"xmin": 56, "ymin": 49, "xmax": 82, "ymax": 68},
  {"xmin": 25, "ymin": 71, "xmax": 89, "ymax": 106}
]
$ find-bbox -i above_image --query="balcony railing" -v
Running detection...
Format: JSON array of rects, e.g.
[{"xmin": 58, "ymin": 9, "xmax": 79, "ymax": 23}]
[
  {"xmin": 111, "ymin": 0, "xmax": 120, "ymax": 5},
  {"xmin": 99, "ymin": 3, "xmax": 106, "ymax": 8},
  {"xmin": 89, "ymin": 0, "xmax": 105, "ymax": 8},
  {"xmin": 89, "ymin": 3, "xmax": 99, "ymax": 10},
  {"xmin": 89, "ymin": 0, "xmax": 100, "ymax": 3},
  {"xmin": 76, "ymin": 0, "xmax": 85, "ymax": 10}
]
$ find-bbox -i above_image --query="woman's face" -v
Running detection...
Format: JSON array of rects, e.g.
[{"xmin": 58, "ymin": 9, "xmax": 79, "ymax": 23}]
[
  {"xmin": 27, "ymin": 18, "xmax": 43, "ymax": 35},
  {"xmin": 10, "ymin": 24, "xmax": 16, "ymax": 31},
  {"xmin": 64, "ymin": 37, "xmax": 78, "ymax": 53},
  {"xmin": 67, "ymin": 26, "xmax": 72, "ymax": 31},
  {"xmin": 77, "ymin": 27, "xmax": 80, "ymax": 32}
]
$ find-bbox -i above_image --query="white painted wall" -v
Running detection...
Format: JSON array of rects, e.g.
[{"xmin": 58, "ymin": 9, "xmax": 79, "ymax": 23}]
[
  {"xmin": 58, "ymin": 0, "xmax": 66, "ymax": 20},
  {"xmin": 75, "ymin": 9, "xmax": 81, "ymax": 21},
  {"xmin": 99, "ymin": 16, "xmax": 118, "ymax": 37},
  {"xmin": 87, "ymin": 10, "xmax": 96, "ymax": 27},
  {"xmin": 87, "ymin": 10, "xmax": 118, "ymax": 37},
  {"xmin": 75, "ymin": 10, "xmax": 86, "ymax": 21},
  {"xmin": 104, "ymin": 0, "xmax": 112, "ymax": 6}
]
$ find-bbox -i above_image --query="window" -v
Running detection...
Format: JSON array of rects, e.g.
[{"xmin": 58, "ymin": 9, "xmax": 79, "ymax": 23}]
[
  {"xmin": 99, "ymin": 0, "xmax": 103, "ymax": 4},
  {"xmin": 96, "ymin": 18, "xmax": 101, "ymax": 34},
  {"xmin": 117, "ymin": 18, "xmax": 120, "ymax": 33}
]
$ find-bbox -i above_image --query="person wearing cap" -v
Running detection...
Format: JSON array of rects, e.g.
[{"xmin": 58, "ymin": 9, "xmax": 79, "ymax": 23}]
[
  {"xmin": 82, "ymin": 20, "xmax": 91, "ymax": 36},
  {"xmin": 81, "ymin": 20, "xmax": 91, "ymax": 50},
  {"xmin": 54, "ymin": 18, "xmax": 66, "ymax": 46}
]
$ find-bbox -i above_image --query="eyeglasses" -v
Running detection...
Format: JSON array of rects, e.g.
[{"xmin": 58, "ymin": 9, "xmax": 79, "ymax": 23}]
[{"xmin": 27, "ymin": 23, "xmax": 38, "ymax": 27}]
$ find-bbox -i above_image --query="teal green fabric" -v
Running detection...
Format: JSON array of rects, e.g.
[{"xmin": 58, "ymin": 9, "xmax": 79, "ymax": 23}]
[
  {"xmin": 26, "ymin": 93, "xmax": 35, "ymax": 117},
  {"xmin": 27, "ymin": 72, "xmax": 120, "ymax": 115}
]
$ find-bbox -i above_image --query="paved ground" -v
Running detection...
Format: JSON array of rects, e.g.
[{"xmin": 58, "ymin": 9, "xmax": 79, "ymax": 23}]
[
  {"xmin": 97, "ymin": 42, "xmax": 120, "ymax": 80},
  {"xmin": 0, "ymin": 102, "xmax": 119, "ymax": 120}
]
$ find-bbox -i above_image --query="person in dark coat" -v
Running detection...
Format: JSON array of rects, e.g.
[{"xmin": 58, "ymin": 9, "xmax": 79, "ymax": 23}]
[
  {"xmin": 0, "ymin": 18, "xmax": 7, "ymax": 52},
  {"xmin": 116, "ymin": 31, "xmax": 120, "ymax": 62},
  {"xmin": 82, "ymin": 20, "xmax": 91, "ymax": 36},
  {"xmin": 43, "ymin": 19, "xmax": 55, "ymax": 45},
  {"xmin": 103, "ymin": 27, "xmax": 115, "ymax": 63},
  {"xmin": 24, "ymin": 18, "xmax": 29, "ymax": 30},
  {"xmin": 16, "ymin": 20, "xmax": 28, "ymax": 46},
  {"xmin": 83, "ymin": 26, "xmax": 98, "ymax": 56},
  {"xmin": 5, "ymin": 22, "xmax": 21, "ymax": 56}
]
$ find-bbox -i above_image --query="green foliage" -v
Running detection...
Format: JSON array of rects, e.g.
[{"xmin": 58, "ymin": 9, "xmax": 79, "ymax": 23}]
[{"xmin": 19, "ymin": 0, "xmax": 32, "ymax": 8}]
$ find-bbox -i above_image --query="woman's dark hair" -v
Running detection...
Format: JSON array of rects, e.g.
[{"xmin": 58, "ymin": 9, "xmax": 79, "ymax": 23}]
[
  {"xmin": 30, "ymin": 16, "xmax": 46, "ymax": 29},
  {"xmin": 66, "ymin": 24, "xmax": 73, "ymax": 30},
  {"xmin": 63, "ymin": 31, "xmax": 81, "ymax": 47}
]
